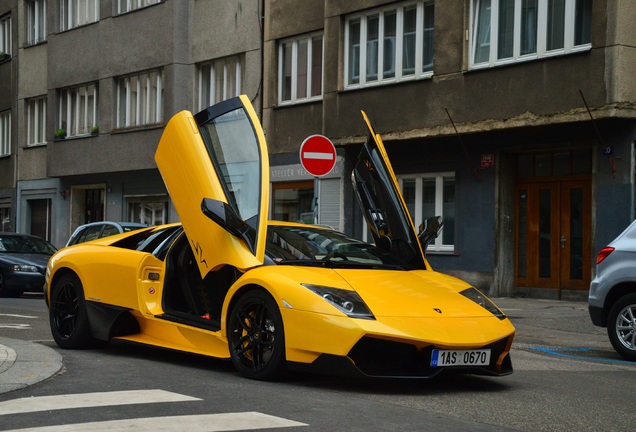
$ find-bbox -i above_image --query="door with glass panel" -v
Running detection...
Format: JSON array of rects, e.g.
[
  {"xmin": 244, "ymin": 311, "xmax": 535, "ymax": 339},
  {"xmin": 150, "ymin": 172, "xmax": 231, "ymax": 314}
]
[{"xmin": 515, "ymin": 180, "xmax": 591, "ymax": 294}]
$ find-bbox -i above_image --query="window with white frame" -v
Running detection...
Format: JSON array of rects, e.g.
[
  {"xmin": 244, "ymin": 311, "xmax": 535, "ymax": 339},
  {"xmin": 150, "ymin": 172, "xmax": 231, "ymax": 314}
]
[
  {"xmin": 278, "ymin": 33, "xmax": 323, "ymax": 104},
  {"xmin": 27, "ymin": 96, "xmax": 47, "ymax": 146},
  {"xmin": 117, "ymin": 0, "xmax": 163, "ymax": 14},
  {"xmin": 26, "ymin": 0, "xmax": 47, "ymax": 45},
  {"xmin": 60, "ymin": 0, "xmax": 99, "ymax": 31},
  {"xmin": 0, "ymin": 202, "xmax": 10, "ymax": 231},
  {"xmin": 117, "ymin": 70, "xmax": 163, "ymax": 128},
  {"xmin": 197, "ymin": 56, "xmax": 242, "ymax": 111},
  {"xmin": 345, "ymin": 1, "xmax": 434, "ymax": 88},
  {"xmin": 127, "ymin": 196, "xmax": 169, "ymax": 225},
  {"xmin": 0, "ymin": 111, "xmax": 10, "ymax": 156},
  {"xmin": 399, "ymin": 173, "xmax": 455, "ymax": 252},
  {"xmin": 0, "ymin": 14, "xmax": 11, "ymax": 56},
  {"xmin": 59, "ymin": 83, "xmax": 98, "ymax": 137},
  {"xmin": 470, "ymin": 0, "xmax": 592, "ymax": 68}
]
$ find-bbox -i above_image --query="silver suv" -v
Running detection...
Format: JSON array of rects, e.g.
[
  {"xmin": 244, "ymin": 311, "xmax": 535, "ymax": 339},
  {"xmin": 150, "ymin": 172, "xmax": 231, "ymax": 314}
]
[{"xmin": 589, "ymin": 219, "xmax": 636, "ymax": 361}]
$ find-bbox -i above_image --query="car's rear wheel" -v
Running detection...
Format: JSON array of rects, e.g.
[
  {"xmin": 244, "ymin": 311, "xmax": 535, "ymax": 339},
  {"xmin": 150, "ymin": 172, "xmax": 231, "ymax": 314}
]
[
  {"xmin": 228, "ymin": 289, "xmax": 286, "ymax": 380},
  {"xmin": 49, "ymin": 273, "xmax": 92, "ymax": 349},
  {"xmin": 607, "ymin": 293, "xmax": 636, "ymax": 361}
]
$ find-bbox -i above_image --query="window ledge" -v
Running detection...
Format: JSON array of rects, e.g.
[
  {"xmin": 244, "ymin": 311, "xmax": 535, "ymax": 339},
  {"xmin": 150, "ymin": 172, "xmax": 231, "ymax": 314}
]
[
  {"xmin": 426, "ymin": 250, "xmax": 458, "ymax": 256},
  {"xmin": 275, "ymin": 98, "xmax": 323, "ymax": 109},
  {"xmin": 114, "ymin": 0, "xmax": 165, "ymax": 17},
  {"xmin": 467, "ymin": 45, "xmax": 592, "ymax": 72},
  {"xmin": 112, "ymin": 123, "xmax": 164, "ymax": 134},
  {"xmin": 23, "ymin": 39, "xmax": 47, "ymax": 49}
]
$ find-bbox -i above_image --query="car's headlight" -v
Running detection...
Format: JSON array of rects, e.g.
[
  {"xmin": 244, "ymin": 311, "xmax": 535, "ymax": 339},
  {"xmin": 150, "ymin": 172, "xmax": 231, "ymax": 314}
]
[
  {"xmin": 11, "ymin": 264, "xmax": 39, "ymax": 273},
  {"xmin": 302, "ymin": 284, "xmax": 375, "ymax": 320},
  {"xmin": 460, "ymin": 287, "xmax": 506, "ymax": 320}
]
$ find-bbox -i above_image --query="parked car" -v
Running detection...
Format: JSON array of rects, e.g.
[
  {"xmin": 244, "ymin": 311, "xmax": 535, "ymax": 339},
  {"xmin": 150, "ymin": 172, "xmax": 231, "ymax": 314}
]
[
  {"xmin": 589, "ymin": 220, "xmax": 636, "ymax": 361},
  {"xmin": 0, "ymin": 233, "xmax": 57, "ymax": 297},
  {"xmin": 66, "ymin": 221, "xmax": 149, "ymax": 246},
  {"xmin": 45, "ymin": 96, "xmax": 515, "ymax": 380}
]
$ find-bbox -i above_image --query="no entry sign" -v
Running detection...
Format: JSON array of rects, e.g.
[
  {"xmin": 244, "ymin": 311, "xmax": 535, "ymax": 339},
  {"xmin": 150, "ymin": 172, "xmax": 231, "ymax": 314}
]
[{"xmin": 299, "ymin": 135, "xmax": 336, "ymax": 177}]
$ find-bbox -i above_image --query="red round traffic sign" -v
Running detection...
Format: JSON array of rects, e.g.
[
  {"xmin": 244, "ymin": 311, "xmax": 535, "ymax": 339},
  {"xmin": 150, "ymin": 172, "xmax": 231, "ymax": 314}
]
[{"xmin": 299, "ymin": 135, "xmax": 336, "ymax": 177}]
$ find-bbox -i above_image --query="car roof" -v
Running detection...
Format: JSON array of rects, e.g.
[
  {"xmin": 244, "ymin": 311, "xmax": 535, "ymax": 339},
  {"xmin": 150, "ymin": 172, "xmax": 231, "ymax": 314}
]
[{"xmin": 74, "ymin": 221, "xmax": 148, "ymax": 228}]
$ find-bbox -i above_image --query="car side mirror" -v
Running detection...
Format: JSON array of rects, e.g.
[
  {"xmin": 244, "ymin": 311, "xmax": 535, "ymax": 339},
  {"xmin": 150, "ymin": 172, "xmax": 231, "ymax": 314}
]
[{"xmin": 418, "ymin": 216, "xmax": 443, "ymax": 249}]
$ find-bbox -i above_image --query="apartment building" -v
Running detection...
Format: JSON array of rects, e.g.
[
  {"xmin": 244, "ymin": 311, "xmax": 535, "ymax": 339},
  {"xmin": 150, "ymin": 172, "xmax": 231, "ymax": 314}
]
[
  {"xmin": 0, "ymin": 1, "xmax": 634, "ymax": 300},
  {"xmin": 262, "ymin": 0, "xmax": 636, "ymax": 300},
  {"xmin": 0, "ymin": 0, "xmax": 262, "ymax": 247}
]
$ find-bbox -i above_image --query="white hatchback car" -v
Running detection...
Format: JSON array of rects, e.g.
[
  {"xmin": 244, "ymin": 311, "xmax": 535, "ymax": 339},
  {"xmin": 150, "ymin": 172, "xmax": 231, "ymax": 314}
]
[
  {"xmin": 589, "ymin": 219, "xmax": 636, "ymax": 361},
  {"xmin": 66, "ymin": 222, "xmax": 148, "ymax": 247}
]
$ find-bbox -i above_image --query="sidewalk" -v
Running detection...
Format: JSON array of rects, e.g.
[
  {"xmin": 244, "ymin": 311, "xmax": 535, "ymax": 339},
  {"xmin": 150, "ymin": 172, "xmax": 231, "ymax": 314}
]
[{"xmin": 0, "ymin": 337, "xmax": 63, "ymax": 395}]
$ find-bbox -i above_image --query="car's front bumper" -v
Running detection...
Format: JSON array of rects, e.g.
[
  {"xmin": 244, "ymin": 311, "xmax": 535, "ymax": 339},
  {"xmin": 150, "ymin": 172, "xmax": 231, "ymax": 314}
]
[
  {"xmin": 2, "ymin": 271, "xmax": 45, "ymax": 294},
  {"xmin": 282, "ymin": 307, "xmax": 515, "ymax": 377},
  {"xmin": 290, "ymin": 334, "xmax": 514, "ymax": 378}
]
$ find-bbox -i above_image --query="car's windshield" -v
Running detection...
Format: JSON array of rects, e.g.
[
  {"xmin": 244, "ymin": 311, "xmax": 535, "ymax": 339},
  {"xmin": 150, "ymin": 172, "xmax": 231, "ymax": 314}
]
[
  {"xmin": 0, "ymin": 235, "xmax": 57, "ymax": 254},
  {"xmin": 266, "ymin": 225, "xmax": 417, "ymax": 270}
]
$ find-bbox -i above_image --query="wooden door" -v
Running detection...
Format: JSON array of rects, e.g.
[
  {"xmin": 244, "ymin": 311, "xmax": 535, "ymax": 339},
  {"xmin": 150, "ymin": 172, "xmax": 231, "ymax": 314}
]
[{"xmin": 515, "ymin": 180, "xmax": 591, "ymax": 295}]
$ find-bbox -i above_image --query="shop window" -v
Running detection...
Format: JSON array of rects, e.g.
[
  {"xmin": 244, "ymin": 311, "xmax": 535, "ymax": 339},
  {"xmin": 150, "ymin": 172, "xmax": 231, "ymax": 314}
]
[{"xmin": 272, "ymin": 181, "xmax": 314, "ymax": 224}]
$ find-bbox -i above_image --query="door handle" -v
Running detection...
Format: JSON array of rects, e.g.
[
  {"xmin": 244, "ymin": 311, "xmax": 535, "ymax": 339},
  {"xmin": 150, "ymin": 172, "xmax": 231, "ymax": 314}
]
[{"xmin": 560, "ymin": 235, "xmax": 566, "ymax": 249}]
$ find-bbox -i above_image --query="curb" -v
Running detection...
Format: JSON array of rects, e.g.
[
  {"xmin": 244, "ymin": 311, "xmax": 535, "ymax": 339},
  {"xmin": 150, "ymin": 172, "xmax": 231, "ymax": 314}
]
[{"xmin": 0, "ymin": 338, "xmax": 63, "ymax": 395}]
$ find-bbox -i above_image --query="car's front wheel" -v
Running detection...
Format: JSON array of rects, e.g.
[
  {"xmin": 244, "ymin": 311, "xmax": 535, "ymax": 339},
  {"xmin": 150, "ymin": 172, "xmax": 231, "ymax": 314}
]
[
  {"xmin": 607, "ymin": 293, "xmax": 636, "ymax": 361},
  {"xmin": 49, "ymin": 273, "xmax": 92, "ymax": 349},
  {"xmin": 228, "ymin": 289, "xmax": 286, "ymax": 380}
]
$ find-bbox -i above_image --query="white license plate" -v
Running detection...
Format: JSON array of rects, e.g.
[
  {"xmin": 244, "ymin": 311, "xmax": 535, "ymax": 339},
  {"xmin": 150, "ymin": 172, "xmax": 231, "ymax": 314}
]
[{"xmin": 431, "ymin": 349, "xmax": 491, "ymax": 367}]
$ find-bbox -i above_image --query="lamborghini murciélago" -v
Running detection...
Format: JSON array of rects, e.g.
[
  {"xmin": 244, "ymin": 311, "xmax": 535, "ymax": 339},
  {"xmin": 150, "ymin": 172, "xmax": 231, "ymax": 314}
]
[{"xmin": 45, "ymin": 95, "xmax": 515, "ymax": 380}]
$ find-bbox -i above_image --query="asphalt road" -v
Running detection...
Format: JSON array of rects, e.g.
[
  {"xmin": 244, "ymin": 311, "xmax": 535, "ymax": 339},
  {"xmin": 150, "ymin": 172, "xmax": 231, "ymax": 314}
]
[{"xmin": 0, "ymin": 294, "xmax": 634, "ymax": 432}]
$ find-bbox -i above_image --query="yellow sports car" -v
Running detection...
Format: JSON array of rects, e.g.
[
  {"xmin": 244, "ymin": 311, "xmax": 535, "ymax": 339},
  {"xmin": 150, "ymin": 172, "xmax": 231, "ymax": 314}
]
[{"xmin": 45, "ymin": 95, "xmax": 515, "ymax": 380}]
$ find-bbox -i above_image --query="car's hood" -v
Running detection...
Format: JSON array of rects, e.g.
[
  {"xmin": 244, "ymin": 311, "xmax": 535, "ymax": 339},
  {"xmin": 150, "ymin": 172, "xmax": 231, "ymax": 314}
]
[
  {"xmin": 0, "ymin": 253, "xmax": 51, "ymax": 269},
  {"xmin": 333, "ymin": 268, "xmax": 497, "ymax": 319}
]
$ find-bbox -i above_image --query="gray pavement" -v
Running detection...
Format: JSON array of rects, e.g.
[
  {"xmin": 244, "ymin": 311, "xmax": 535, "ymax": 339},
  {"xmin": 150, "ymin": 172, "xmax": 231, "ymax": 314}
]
[
  {"xmin": 0, "ymin": 296, "xmax": 613, "ymax": 396},
  {"xmin": 0, "ymin": 337, "xmax": 62, "ymax": 395}
]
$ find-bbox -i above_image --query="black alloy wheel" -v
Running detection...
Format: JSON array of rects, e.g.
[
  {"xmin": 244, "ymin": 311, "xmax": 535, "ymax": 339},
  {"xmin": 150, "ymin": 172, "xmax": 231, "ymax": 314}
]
[
  {"xmin": 49, "ymin": 273, "xmax": 92, "ymax": 349},
  {"xmin": 228, "ymin": 290, "xmax": 286, "ymax": 380}
]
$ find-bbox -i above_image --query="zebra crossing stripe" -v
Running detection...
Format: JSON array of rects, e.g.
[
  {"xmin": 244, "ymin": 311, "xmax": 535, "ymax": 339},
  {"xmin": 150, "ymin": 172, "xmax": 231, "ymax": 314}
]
[
  {"xmin": 0, "ymin": 389, "xmax": 200, "ymax": 415},
  {"xmin": 2, "ymin": 412, "xmax": 307, "ymax": 432}
]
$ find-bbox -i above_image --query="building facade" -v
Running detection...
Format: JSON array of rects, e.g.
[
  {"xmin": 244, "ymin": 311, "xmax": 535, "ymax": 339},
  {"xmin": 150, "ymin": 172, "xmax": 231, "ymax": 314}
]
[
  {"xmin": 1, "ymin": 0, "xmax": 263, "ymax": 247},
  {"xmin": 0, "ymin": 0, "xmax": 634, "ymax": 300},
  {"xmin": 261, "ymin": 0, "xmax": 636, "ymax": 300}
]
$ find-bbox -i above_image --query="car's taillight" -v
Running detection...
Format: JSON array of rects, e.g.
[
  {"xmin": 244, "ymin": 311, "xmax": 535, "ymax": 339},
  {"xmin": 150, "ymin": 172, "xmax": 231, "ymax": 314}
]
[{"xmin": 596, "ymin": 246, "xmax": 615, "ymax": 264}]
